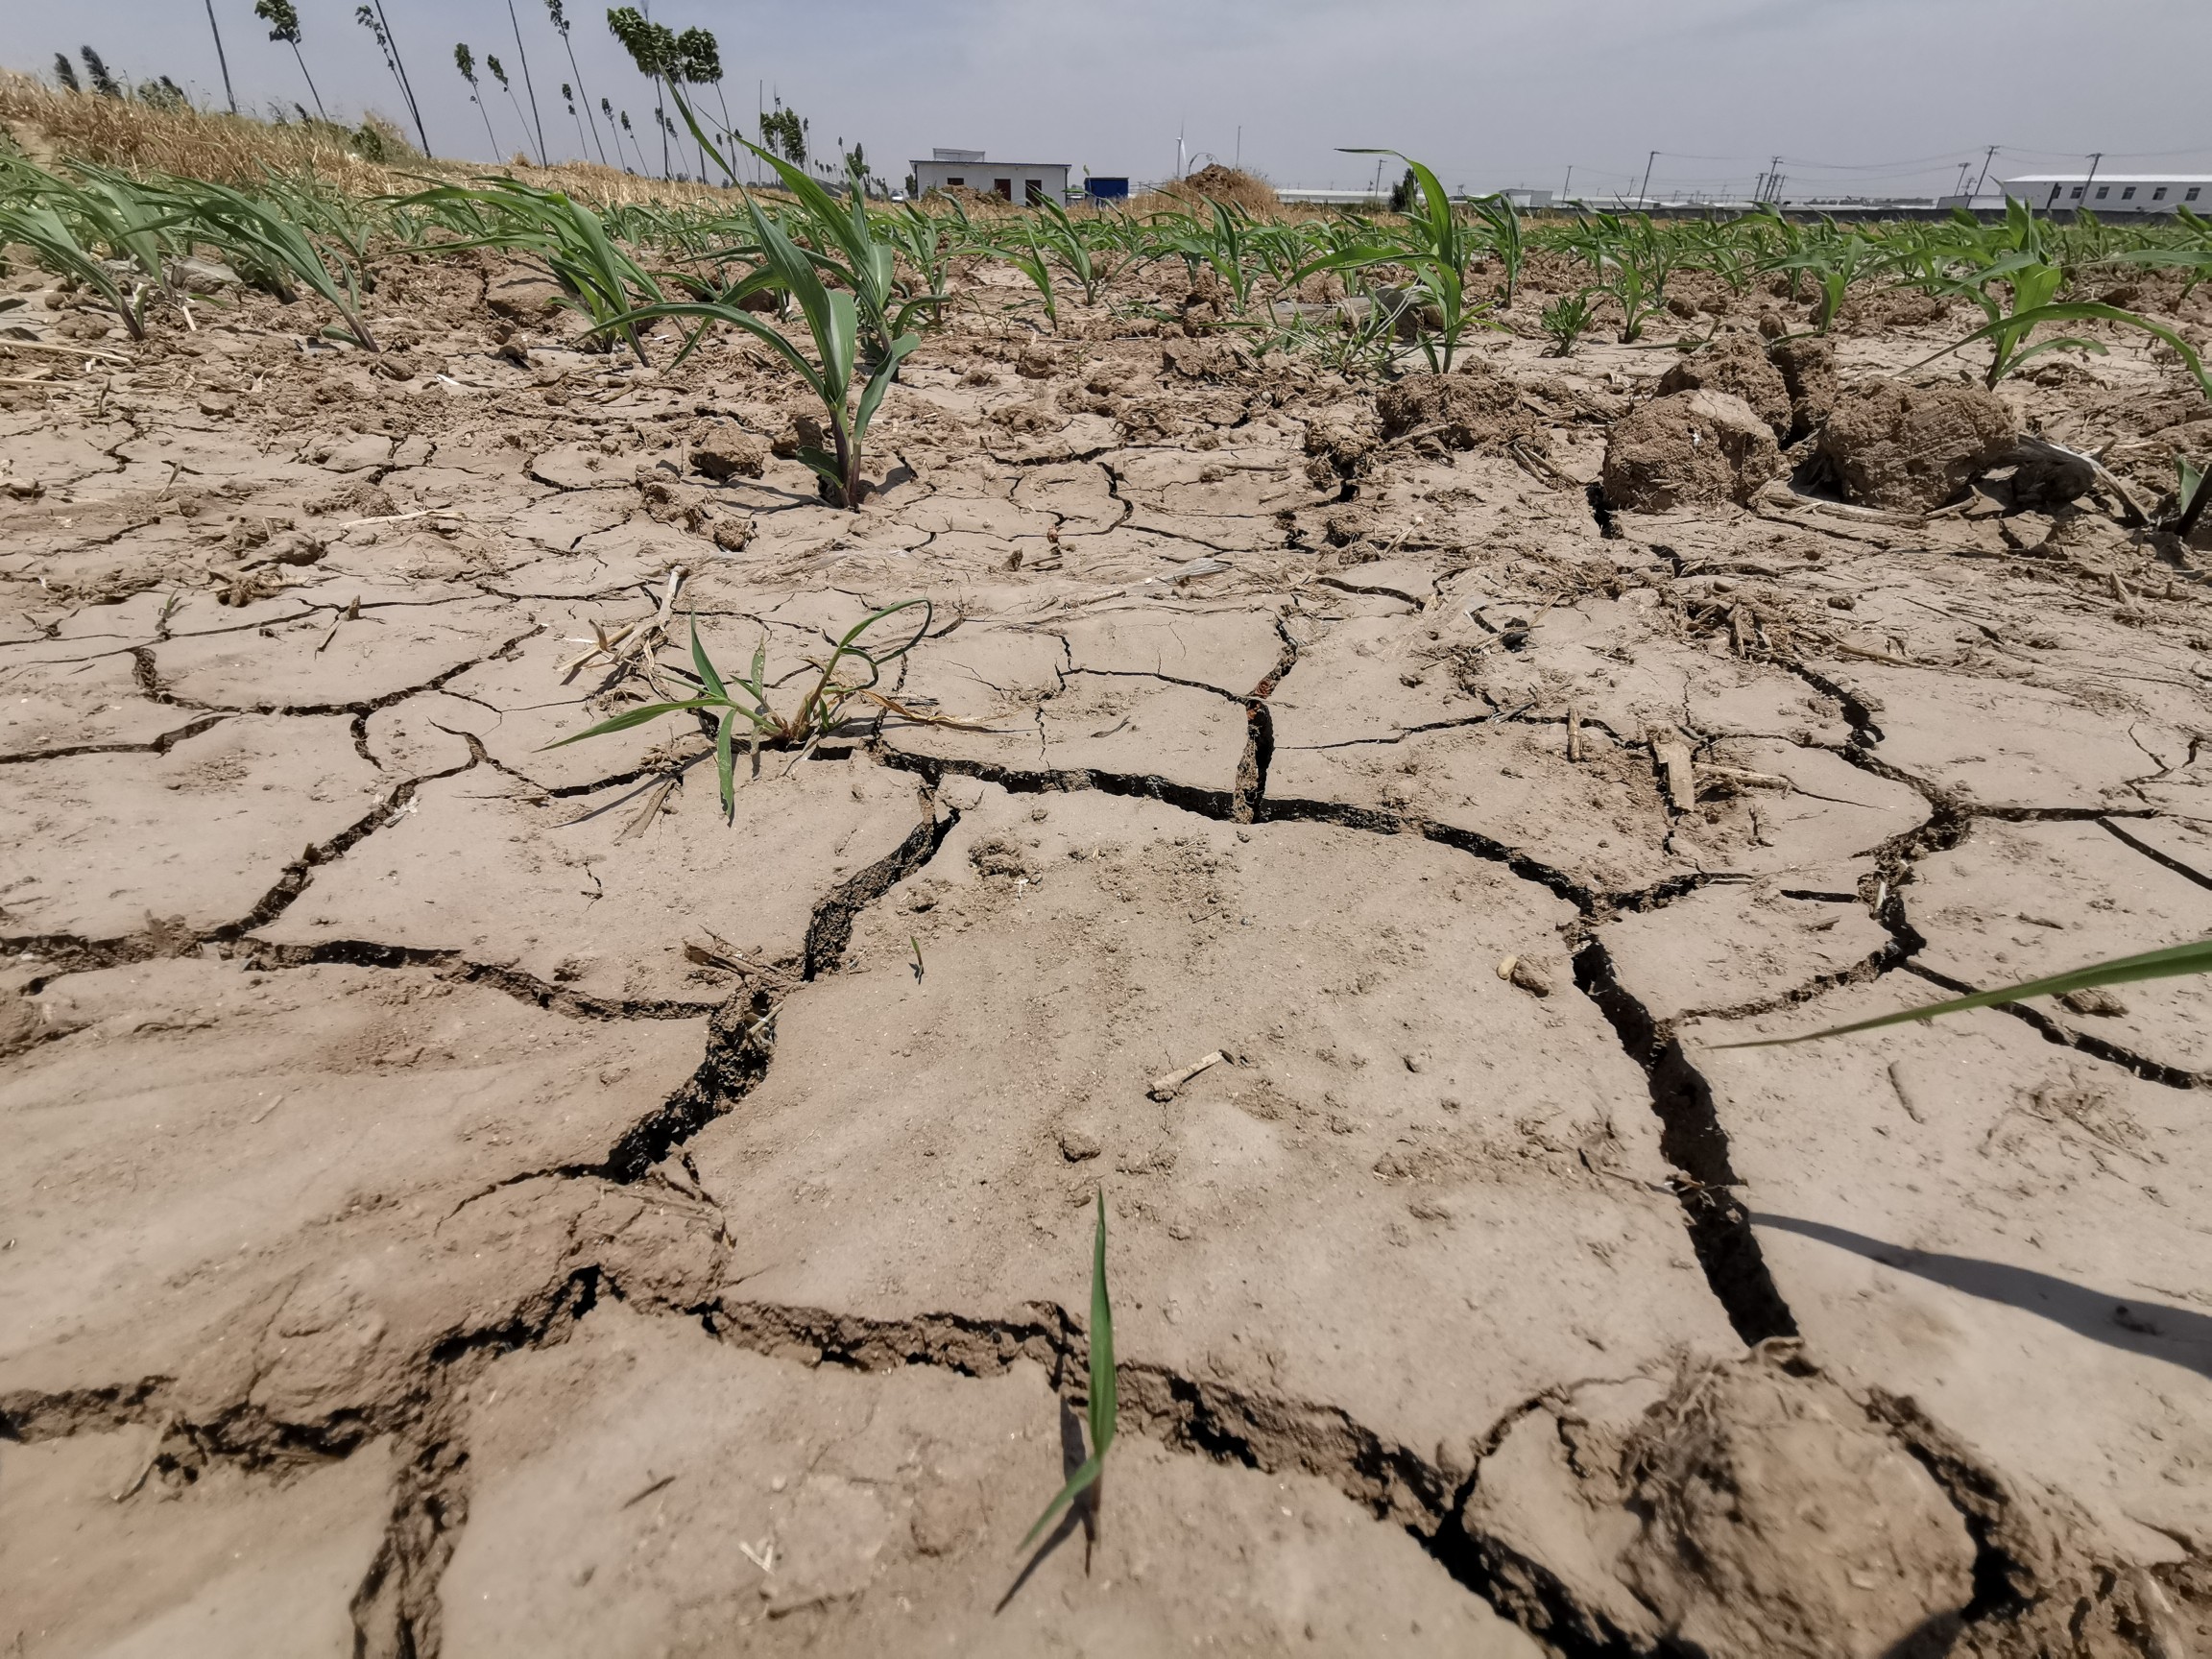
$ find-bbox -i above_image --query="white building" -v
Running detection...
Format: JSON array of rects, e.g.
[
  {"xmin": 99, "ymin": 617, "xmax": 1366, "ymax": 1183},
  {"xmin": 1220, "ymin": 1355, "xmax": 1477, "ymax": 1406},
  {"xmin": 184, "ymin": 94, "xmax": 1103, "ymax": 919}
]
[
  {"xmin": 1998, "ymin": 175, "xmax": 2209, "ymax": 213},
  {"xmin": 909, "ymin": 149, "xmax": 1070, "ymax": 205}
]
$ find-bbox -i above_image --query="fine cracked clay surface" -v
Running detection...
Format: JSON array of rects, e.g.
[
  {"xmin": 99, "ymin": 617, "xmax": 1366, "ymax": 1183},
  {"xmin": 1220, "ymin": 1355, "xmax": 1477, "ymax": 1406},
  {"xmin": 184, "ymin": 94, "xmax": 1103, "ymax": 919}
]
[{"xmin": 4, "ymin": 242, "xmax": 2210, "ymax": 1658}]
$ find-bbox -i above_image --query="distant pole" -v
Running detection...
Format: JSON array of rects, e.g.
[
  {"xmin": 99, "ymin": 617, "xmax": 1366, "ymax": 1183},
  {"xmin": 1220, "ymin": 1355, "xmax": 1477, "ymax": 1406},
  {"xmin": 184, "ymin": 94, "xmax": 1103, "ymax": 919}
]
[
  {"xmin": 204, "ymin": 0, "xmax": 238, "ymax": 113},
  {"xmin": 1562, "ymin": 163, "xmax": 1573, "ymax": 199},
  {"xmin": 2081, "ymin": 150, "xmax": 2104, "ymax": 210},
  {"xmin": 1636, "ymin": 149, "xmax": 1656, "ymax": 209},
  {"xmin": 1235, "ymin": 125, "xmax": 1241, "ymax": 170},
  {"xmin": 1971, "ymin": 143, "xmax": 1998, "ymax": 200}
]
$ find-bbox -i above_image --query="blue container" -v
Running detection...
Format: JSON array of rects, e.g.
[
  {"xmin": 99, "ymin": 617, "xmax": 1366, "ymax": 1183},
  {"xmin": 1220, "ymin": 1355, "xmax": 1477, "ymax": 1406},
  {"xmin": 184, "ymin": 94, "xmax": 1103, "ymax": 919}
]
[{"xmin": 1085, "ymin": 177, "xmax": 1130, "ymax": 203}]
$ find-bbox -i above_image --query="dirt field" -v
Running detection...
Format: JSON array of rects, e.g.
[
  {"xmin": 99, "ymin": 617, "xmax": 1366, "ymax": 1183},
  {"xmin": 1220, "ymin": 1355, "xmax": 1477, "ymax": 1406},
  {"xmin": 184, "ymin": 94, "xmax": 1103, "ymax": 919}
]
[{"xmin": 3, "ymin": 243, "xmax": 2209, "ymax": 1657}]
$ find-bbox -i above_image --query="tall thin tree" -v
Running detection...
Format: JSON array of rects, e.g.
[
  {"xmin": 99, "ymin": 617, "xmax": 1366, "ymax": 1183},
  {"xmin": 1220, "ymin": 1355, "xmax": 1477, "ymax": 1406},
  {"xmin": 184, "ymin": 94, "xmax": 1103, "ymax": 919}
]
[
  {"xmin": 546, "ymin": 1, "xmax": 608, "ymax": 166},
  {"xmin": 606, "ymin": 9, "xmax": 675, "ymax": 180},
  {"xmin": 454, "ymin": 43, "xmax": 500, "ymax": 159},
  {"xmin": 503, "ymin": 0, "xmax": 548, "ymax": 166},
  {"xmin": 485, "ymin": 55, "xmax": 532, "ymax": 163},
  {"xmin": 202, "ymin": 0, "xmax": 239, "ymax": 112},
  {"xmin": 52, "ymin": 53, "xmax": 81, "ymax": 93},
  {"xmin": 560, "ymin": 83, "xmax": 590, "ymax": 165},
  {"xmin": 357, "ymin": 4, "xmax": 431, "ymax": 154},
  {"xmin": 254, "ymin": 0, "xmax": 326, "ymax": 123}
]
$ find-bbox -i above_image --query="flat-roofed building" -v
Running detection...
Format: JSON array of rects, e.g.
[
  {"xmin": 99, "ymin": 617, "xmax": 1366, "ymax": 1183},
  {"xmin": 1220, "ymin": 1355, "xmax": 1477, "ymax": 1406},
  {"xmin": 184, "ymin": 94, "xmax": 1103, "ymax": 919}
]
[
  {"xmin": 1998, "ymin": 175, "xmax": 2210, "ymax": 213},
  {"xmin": 910, "ymin": 150, "xmax": 1070, "ymax": 205}
]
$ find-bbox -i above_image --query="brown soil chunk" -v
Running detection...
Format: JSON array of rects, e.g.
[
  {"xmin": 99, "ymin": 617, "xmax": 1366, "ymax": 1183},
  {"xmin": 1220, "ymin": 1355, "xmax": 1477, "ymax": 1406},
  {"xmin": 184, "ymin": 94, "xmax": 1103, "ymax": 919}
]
[
  {"xmin": 1656, "ymin": 334, "xmax": 1792, "ymax": 439},
  {"xmin": 1377, "ymin": 361, "xmax": 1538, "ymax": 453},
  {"xmin": 1816, "ymin": 377, "xmax": 2015, "ymax": 511},
  {"xmin": 688, "ymin": 423, "xmax": 766, "ymax": 482},
  {"xmin": 1601, "ymin": 389, "xmax": 1782, "ymax": 512},
  {"xmin": 1464, "ymin": 1345, "xmax": 1977, "ymax": 1658},
  {"xmin": 1767, "ymin": 335, "xmax": 1839, "ymax": 440}
]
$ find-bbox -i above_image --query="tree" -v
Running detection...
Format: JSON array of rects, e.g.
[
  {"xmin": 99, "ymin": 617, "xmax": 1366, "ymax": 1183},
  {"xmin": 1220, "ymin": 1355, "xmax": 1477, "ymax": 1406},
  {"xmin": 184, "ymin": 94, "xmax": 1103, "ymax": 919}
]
[
  {"xmin": 485, "ymin": 54, "xmax": 533, "ymax": 162},
  {"xmin": 80, "ymin": 47, "xmax": 125, "ymax": 100},
  {"xmin": 605, "ymin": 7, "xmax": 677, "ymax": 179},
  {"xmin": 255, "ymin": 0, "xmax": 327, "ymax": 123},
  {"xmin": 546, "ymin": 1, "xmax": 608, "ymax": 166},
  {"xmin": 675, "ymin": 26, "xmax": 731, "ymax": 164},
  {"xmin": 454, "ymin": 43, "xmax": 500, "ymax": 159},
  {"xmin": 760, "ymin": 98, "xmax": 805, "ymax": 168},
  {"xmin": 202, "ymin": 0, "xmax": 238, "ymax": 113},
  {"xmin": 357, "ymin": 4, "xmax": 431, "ymax": 155},
  {"xmin": 52, "ymin": 53, "xmax": 80, "ymax": 93},
  {"xmin": 503, "ymin": 0, "xmax": 548, "ymax": 167}
]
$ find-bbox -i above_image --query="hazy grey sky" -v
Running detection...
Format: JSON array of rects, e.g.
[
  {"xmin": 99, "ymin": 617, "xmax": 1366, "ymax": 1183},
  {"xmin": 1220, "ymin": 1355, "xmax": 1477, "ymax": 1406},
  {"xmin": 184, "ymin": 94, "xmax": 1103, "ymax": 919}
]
[{"xmin": 8, "ymin": 0, "xmax": 2210, "ymax": 197}]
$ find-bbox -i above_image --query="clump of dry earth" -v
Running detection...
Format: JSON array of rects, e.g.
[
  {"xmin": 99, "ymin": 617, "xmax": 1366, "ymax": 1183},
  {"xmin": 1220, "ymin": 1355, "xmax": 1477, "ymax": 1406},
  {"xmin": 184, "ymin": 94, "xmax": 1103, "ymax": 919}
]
[{"xmin": 1, "ymin": 241, "xmax": 2209, "ymax": 1658}]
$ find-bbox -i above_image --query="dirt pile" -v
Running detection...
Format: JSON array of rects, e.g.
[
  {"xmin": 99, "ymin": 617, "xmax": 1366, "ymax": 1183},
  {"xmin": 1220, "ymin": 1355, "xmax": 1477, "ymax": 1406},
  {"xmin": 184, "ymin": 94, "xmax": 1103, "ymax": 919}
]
[
  {"xmin": 1377, "ymin": 362, "xmax": 1540, "ymax": 454},
  {"xmin": 1601, "ymin": 388, "xmax": 1782, "ymax": 511},
  {"xmin": 1816, "ymin": 377, "xmax": 2016, "ymax": 511},
  {"xmin": 1767, "ymin": 335, "xmax": 1839, "ymax": 440},
  {"xmin": 1158, "ymin": 164, "xmax": 1280, "ymax": 214},
  {"xmin": 688, "ymin": 423, "xmax": 766, "ymax": 482},
  {"xmin": 1656, "ymin": 334, "xmax": 1792, "ymax": 439},
  {"xmin": 1464, "ymin": 1345, "xmax": 1977, "ymax": 1657}
]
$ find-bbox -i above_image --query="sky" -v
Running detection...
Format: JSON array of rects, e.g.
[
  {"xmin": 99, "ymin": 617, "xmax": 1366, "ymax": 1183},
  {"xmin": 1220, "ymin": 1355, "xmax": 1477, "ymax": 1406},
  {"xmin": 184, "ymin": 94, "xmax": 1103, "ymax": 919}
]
[{"xmin": 8, "ymin": 0, "xmax": 2212, "ymax": 200}]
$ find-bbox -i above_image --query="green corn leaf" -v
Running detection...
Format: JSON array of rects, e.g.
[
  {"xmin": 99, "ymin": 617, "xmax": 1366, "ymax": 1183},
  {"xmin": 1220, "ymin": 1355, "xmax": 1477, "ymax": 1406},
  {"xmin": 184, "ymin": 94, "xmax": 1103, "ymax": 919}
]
[
  {"xmin": 540, "ymin": 699, "xmax": 719, "ymax": 747},
  {"xmin": 1087, "ymin": 1190, "xmax": 1117, "ymax": 1466},
  {"xmin": 1709, "ymin": 936, "xmax": 2212, "ymax": 1049},
  {"xmin": 1019, "ymin": 1190, "xmax": 1115, "ymax": 1552},
  {"xmin": 713, "ymin": 709, "xmax": 735, "ymax": 817},
  {"xmin": 688, "ymin": 616, "xmax": 728, "ymax": 701}
]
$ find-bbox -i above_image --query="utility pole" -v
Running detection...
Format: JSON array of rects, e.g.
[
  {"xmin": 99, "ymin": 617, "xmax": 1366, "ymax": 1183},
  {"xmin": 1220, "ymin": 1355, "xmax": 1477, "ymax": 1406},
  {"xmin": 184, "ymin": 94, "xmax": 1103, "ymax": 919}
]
[
  {"xmin": 1971, "ymin": 143, "xmax": 1998, "ymax": 201},
  {"xmin": 2081, "ymin": 150, "xmax": 2104, "ymax": 211},
  {"xmin": 1235, "ymin": 125, "xmax": 1241, "ymax": 170},
  {"xmin": 1636, "ymin": 150, "xmax": 1657, "ymax": 209},
  {"xmin": 1561, "ymin": 163, "xmax": 1573, "ymax": 200},
  {"xmin": 203, "ymin": 0, "xmax": 237, "ymax": 113}
]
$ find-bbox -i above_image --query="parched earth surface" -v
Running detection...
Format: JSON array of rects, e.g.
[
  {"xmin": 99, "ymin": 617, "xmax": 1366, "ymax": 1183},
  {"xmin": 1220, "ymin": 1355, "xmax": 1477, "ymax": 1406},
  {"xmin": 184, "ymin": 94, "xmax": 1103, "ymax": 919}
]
[{"xmin": 3, "ymin": 247, "xmax": 2211, "ymax": 1657}]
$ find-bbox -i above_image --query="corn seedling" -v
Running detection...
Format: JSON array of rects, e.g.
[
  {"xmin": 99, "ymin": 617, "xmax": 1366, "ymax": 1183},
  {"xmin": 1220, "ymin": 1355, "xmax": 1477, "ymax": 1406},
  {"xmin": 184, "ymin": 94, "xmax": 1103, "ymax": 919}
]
[
  {"xmin": 609, "ymin": 196, "xmax": 916, "ymax": 507},
  {"xmin": 394, "ymin": 178, "xmax": 662, "ymax": 358},
  {"xmin": 1288, "ymin": 151, "xmax": 1498, "ymax": 372},
  {"xmin": 1020, "ymin": 1191, "xmax": 1117, "ymax": 1551},
  {"xmin": 670, "ymin": 89, "xmax": 946, "ymax": 358},
  {"xmin": 0, "ymin": 161, "xmax": 159, "ymax": 338},
  {"xmin": 1541, "ymin": 289, "xmax": 1599, "ymax": 357},
  {"xmin": 546, "ymin": 601, "xmax": 940, "ymax": 816},
  {"xmin": 1470, "ymin": 191, "xmax": 1524, "ymax": 308},
  {"xmin": 1712, "ymin": 936, "xmax": 2212, "ymax": 1049}
]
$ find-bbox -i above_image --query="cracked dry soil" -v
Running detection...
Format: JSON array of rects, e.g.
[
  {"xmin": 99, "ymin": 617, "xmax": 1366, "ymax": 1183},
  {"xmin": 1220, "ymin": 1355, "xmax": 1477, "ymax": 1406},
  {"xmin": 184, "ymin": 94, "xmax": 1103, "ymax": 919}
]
[{"xmin": 2, "ymin": 249, "xmax": 2210, "ymax": 1658}]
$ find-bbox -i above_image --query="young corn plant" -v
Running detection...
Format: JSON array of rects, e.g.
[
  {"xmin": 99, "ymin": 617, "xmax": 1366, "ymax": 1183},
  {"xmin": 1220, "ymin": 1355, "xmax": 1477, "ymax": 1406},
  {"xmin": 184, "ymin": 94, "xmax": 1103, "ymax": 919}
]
[
  {"xmin": 1541, "ymin": 289, "xmax": 1599, "ymax": 357},
  {"xmin": 1713, "ymin": 937, "xmax": 2212, "ymax": 1049},
  {"xmin": 393, "ymin": 179, "xmax": 663, "ymax": 360},
  {"xmin": 546, "ymin": 602, "xmax": 937, "ymax": 815},
  {"xmin": 610, "ymin": 195, "xmax": 918, "ymax": 507},
  {"xmin": 669, "ymin": 88, "xmax": 946, "ymax": 358},
  {"xmin": 1021, "ymin": 1191, "xmax": 1118, "ymax": 1551},
  {"xmin": 147, "ymin": 175, "xmax": 378, "ymax": 349},
  {"xmin": 0, "ymin": 160, "xmax": 166, "ymax": 339},
  {"xmin": 1470, "ymin": 190, "xmax": 1524, "ymax": 308},
  {"xmin": 1289, "ymin": 151, "xmax": 1497, "ymax": 372},
  {"xmin": 1003, "ymin": 217, "xmax": 1060, "ymax": 329}
]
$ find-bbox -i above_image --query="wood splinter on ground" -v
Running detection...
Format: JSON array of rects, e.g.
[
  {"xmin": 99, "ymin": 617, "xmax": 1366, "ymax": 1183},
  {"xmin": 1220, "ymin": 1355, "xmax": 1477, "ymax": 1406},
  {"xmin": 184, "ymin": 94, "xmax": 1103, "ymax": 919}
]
[
  {"xmin": 1647, "ymin": 726, "xmax": 1697, "ymax": 811},
  {"xmin": 1148, "ymin": 1050, "xmax": 1226, "ymax": 1101}
]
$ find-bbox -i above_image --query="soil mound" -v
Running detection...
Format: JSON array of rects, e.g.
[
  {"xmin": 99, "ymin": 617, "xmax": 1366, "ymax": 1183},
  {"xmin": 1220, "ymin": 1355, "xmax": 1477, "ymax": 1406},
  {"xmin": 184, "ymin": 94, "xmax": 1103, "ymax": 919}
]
[
  {"xmin": 1463, "ymin": 1345, "xmax": 1977, "ymax": 1659},
  {"xmin": 1601, "ymin": 389, "xmax": 1781, "ymax": 512},
  {"xmin": 1817, "ymin": 378, "xmax": 2016, "ymax": 512},
  {"xmin": 1155, "ymin": 165, "xmax": 1280, "ymax": 214},
  {"xmin": 688, "ymin": 423, "xmax": 766, "ymax": 482},
  {"xmin": 1767, "ymin": 335, "xmax": 1839, "ymax": 441},
  {"xmin": 1655, "ymin": 335, "xmax": 1791, "ymax": 439},
  {"xmin": 1377, "ymin": 362, "xmax": 1538, "ymax": 454}
]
